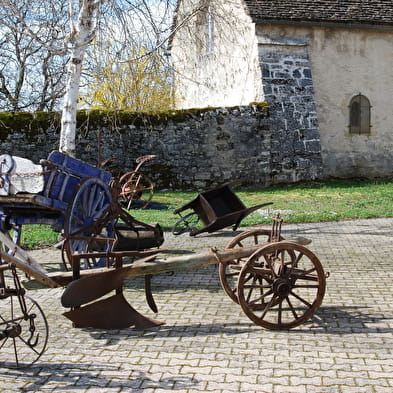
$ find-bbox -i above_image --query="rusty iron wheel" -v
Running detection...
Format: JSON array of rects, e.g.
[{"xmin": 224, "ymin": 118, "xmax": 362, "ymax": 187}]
[
  {"xmin": 0, "ymin": 295, "xmax": 48, "ymax": 367},
  {"xmin": 119, "ymin": 171, "xmax": 154, "ymax": 209},
  {"xmin": 221, "ymin": 229, "xmax": 284, "ymax": 304},
  {"xmin": 237, "ymin": 241, "xmax": 326, "ymax": 330}
]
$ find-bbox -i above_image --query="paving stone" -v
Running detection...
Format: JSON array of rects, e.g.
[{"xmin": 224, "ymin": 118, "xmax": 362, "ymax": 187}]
[{"xmin": 0, "ymin": 218, "xmax": 392, "ymax": 392}]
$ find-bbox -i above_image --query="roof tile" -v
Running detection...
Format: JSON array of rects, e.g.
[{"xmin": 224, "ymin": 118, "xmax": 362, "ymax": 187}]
[{"xmin": 243, "ymin": 0, "xmax": 393, "ymax": 25}]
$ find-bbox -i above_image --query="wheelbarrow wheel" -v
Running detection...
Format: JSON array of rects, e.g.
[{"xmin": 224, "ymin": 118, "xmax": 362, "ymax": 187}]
[
  {"xmin": 172, "ymin": 212, "xmax": 200, "ymax": 235},
  {"xmin": 221, "ymin": 229, "xmax": 284, "ymax": 304},
  {"xmin": 63, "ymin": 178, "xmax": 114, "ymax": 268},
  {"xmin": 0, "ymin": 295, "xmax": 48, "ymax": 367},
  {"xmin": 237, "ymin": 241, "xmax": 326, "ymax": 330},
  {"xmin": 119, "ymin": 171, "xmax": 154, "ymax": 209}
]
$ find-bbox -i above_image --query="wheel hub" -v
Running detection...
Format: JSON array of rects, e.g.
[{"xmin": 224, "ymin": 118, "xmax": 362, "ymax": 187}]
[
  {"xmin": 273, "ymin": 278, "xmax": 292, "ymax": 297},
  {"xmin": 4, "ymin": 323, "xmax": 22, "ymax": 338}
]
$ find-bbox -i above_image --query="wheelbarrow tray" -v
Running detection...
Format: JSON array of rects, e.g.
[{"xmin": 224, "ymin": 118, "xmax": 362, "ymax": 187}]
[{"xmin": 174, "ymin": 183, "xmax": 272, "ymax": 236}]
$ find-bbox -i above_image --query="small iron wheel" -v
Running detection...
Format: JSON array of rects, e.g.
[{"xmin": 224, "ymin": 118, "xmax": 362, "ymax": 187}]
[
  {"xmin": 237, "ymin": 241, "xmax": 326, "ymax": 330},
  {"xmin": 172, "ymin": 212, "xmax": 200, "ymax": 235},
  {"xmin": 0, "ymin": 295, "xmax": 49, "ymax": 367},
  {"xmin": 220, "ymin": 229, "xmax": 284, "ymax": 304},
  {"xmin": 119, "ymin": 171, "xmax": 154, "ymax": 209}
]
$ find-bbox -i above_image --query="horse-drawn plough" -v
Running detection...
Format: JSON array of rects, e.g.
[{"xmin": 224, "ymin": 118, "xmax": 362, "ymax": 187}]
[{"xmin": 0, "ymin": 152, "xmax": 329, "ymax": 367}]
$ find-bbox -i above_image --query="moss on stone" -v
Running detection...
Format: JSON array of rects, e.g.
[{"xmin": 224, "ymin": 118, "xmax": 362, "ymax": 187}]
[
  {"xmin": 0, "ymin": 111, "xmax": 61, "ymax": 140},
  {"xmin": 0, "ymin": 102, "xmax": 269, "ymax": 138}
]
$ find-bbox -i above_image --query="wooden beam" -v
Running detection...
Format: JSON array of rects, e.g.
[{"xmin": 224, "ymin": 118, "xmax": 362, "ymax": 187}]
[{"xmin": 44, "ymin": 245, "xmax": 262, "ymax": 286}]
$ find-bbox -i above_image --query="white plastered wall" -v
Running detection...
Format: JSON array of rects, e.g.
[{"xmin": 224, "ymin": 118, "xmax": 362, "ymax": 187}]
[{"xmin": 171, "ymin": 0, "xmax": 263, "ymax": 108}]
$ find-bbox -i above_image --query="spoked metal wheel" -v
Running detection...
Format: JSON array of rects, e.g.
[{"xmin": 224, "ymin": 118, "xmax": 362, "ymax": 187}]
[
  {"xmin": 237, "ymin": 241, "xmax": 326, "ymax": 330},
  {"xmin": 119, "ymin": 171, "xmax": 154, "ymax": 209},
  {"xmin": 63, "ymin": 178, "xmax": 114, "ymax": 268},
  {"xmin": 172, "ymin": 212, "xmax": 200, "ymax": 235},
  {"xmin": 0, "ymin": 295, "xmax": 48, "ymax": 367},
  {"xmin": 221, "ymin": 229, "xmax": 284, "ymax": 304}
]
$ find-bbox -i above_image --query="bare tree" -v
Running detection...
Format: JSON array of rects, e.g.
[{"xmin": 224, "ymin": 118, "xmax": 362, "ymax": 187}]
[
  {"xmin": 0, "ymin": 0, "xmax": 68, "ymax": 111},
  {"xmin": 1, "ymin": 0, "xmax": 197, "ymax": 155}
]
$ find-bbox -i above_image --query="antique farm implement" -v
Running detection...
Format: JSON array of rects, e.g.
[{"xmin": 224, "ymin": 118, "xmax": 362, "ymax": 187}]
[
  {"xmin": 0, "ymin": 262, "xmax": 48, "ymax": 367},
  {"xmin": 101, "ymin": 154, "xmax": 156, "ymax": 209},
  {"xmin": 172, "ymin": 182, "xmax": 273, "ymax": 236},
  {"xmin": 0, "ymin": 151, "xmax": 328, "ymax": 367},
  {"xmin": 0, "ymin": 151, "xmax": 162, "ymax": 366},
  {"xmin": 57, "ymin": 214, "xmax": 328, "ymax": 332}
]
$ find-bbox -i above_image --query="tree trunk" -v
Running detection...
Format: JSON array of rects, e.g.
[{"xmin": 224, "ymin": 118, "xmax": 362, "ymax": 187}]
[
  {"xmin": 59, "ymin": 0, "xmax": 102, "ymax": 156},
  {"xmin": 59, "ymin": 52, "xmax": 84, "ymax": 156}
]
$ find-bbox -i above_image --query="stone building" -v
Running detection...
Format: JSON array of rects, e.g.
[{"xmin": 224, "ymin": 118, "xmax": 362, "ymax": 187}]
[{"xmin": 170, "ymin": 0, "xmax": 393, "ymax": 179}]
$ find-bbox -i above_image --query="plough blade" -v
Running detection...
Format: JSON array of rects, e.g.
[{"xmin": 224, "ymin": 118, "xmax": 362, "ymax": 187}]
[
  {"xmin": 61, "ymin": 269, "xmax": 126, "ymax": 308},
  {"xmin": 61, "ymin": 255, "xmax": 157, "ymax": 308},
  {"xmin": 63, "ymin": 293, "xmax": 164, "ymax": 329}
]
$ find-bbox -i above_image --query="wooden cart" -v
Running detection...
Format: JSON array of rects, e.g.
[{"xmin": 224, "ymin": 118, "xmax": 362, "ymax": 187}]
[{"xmin": 0, "ymin": 151, "xmax": 161, "ymax": 366}]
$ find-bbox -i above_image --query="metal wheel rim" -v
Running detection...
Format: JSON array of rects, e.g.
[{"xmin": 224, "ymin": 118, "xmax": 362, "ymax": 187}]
[
  {"xmin": 172, "ymin": 212, "xmax": 200, "ymax": 235},
  {"xmin": 119, "ymin": 171, "xmax": 154, "ymax": 209}
]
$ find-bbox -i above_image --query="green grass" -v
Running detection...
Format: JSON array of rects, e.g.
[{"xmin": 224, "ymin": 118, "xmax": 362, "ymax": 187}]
[
  {"xmin": 21, "ymin": 225, "xmax": 59, "ymax": 249},
  {"xmin": 132, "ymin": 178, "xmax": 393, "ymax": 231},
  {"xmin": 20, "ymin": 178, "xmax": 393, "ymax": 248}
]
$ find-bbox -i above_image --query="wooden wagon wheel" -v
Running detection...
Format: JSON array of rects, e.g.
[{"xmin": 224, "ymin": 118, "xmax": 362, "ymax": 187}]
[
  {"xmin": 237, "ymin": 241, "xmax": 326, "ymax": 330},
  {"xmin": 63, "ymin": 178, "xmax": 114, "ymax": 268},
  {"xmin": 220, "ymin": 229, "xmax": 285, "ymax": 304},
  {"xmin": 0, "ymin": 295, "xmax": 48, "ymax": 367},
  {"xmin": 119, "ymin": 171, "xmax": 154, "ymax": 209}
]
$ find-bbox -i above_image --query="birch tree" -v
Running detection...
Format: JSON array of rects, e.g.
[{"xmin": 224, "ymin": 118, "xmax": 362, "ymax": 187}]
[
  {"xmin": 62, "ymin": 0, "xmax": 178, "ymax": 154},
  {"xmin": 1, "ymin": 0, "xmax": 200, "ymax": 156},
  {"xmin": 59, "ymin": 0, "xmax": 103, "ymax": 155}
]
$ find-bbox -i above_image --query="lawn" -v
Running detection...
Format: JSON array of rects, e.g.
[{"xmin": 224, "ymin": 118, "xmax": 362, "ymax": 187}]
[
  {"xmin": 21, "ymin": 178, "xmax": 393, "ymax": 248},
  {"xmin": 131, "ymin": 178, "xmax": 393, "ymax": 229}
]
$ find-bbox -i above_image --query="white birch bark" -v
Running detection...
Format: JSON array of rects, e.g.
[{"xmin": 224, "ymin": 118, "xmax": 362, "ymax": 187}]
[{"xmin": 59, "ymin": 0, "xmax": 102, "ymax": 156}]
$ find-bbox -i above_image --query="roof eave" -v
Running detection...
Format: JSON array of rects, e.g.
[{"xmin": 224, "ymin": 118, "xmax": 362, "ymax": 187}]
[{"xmin": 253, "ymin": 18, "xmax": 393, "ymax": 31}]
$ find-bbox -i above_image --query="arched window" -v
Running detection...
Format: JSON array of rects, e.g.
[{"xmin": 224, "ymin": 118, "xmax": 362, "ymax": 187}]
[{"xmin": 349, "ymin": 94, "xmax": 371, "ymax": 134}]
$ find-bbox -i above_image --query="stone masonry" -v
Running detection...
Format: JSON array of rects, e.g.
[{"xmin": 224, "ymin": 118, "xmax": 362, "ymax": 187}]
[
  {"xmin": 0, "ymin": 104, "xmax": 323, "ymax": 190},
  {"xmin": 258, "ymin": 38, "xmax": 323, "ymax": 184}
]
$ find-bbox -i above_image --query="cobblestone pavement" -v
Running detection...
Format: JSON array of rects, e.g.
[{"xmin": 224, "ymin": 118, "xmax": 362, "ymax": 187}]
[{"xmin": 1, "ymin": 218, "xmax": 393, "ymax": 392}]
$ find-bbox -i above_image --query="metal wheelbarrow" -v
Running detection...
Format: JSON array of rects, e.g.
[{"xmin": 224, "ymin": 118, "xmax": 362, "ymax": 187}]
[{"xmin": 172, "ymin": 182, "xmax": 272, "ymax": 236}]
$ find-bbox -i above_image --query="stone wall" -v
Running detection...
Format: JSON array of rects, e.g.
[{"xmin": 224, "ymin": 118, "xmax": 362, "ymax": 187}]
[
  {"xmin": 256, "ymin": 24, "xmax": 393, "ymax": 180},
  {"xmin": 0, "ymin": 105, "xmax": 323, "ymax": 190},
  {"xmin": 258, "ymin": 37, "xmax": 323, "ymax": 184}
]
